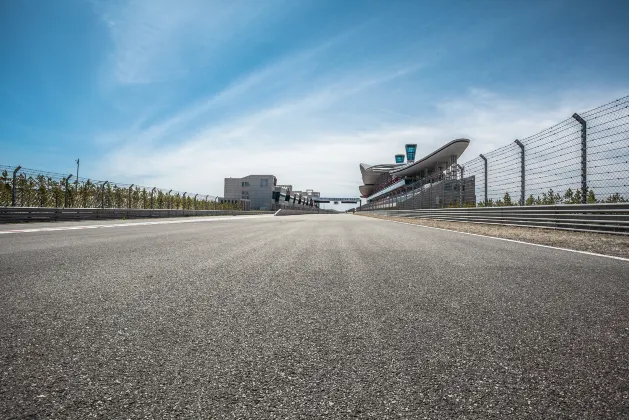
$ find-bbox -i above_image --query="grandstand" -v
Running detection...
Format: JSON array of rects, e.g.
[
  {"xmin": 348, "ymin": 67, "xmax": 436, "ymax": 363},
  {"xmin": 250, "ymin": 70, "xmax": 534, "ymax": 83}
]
[{"xmin": 359, "ymin": 139, "xmax": 476, "ymax": 209}]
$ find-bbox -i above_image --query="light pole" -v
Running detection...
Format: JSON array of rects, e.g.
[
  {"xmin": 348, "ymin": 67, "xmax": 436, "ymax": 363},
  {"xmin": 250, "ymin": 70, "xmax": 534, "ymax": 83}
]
[{"xmin": 75, "ymin": 158, "xmax": 80, "ymax": 193}]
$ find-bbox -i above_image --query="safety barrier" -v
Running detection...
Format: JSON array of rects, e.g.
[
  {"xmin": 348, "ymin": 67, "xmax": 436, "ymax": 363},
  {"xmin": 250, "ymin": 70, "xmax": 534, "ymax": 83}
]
[
  {"xmin": 0, "ymin": 207, "xmax": 274, "ymax": 223},
  {"xmin": 362, "ymin": 203, "xmax": 629, "ymax": 235}
]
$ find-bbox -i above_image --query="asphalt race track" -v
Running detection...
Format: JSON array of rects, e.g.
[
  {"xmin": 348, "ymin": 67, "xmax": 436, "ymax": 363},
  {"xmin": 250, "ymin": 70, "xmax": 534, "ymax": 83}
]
[{"xmin": 1, "ymin": 214, "xmax": 627, "ymax": 419}]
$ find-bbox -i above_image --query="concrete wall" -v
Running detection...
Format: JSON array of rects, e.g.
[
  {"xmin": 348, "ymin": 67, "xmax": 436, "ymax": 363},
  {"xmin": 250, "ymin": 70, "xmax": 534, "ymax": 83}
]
[{"xmin": 0, "ymin": 207, "xmax": 274, "ymax": 223}]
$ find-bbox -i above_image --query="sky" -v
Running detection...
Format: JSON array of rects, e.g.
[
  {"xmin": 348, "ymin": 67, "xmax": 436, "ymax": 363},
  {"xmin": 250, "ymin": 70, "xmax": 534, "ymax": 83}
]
[{"xmin": 1, "ymin": 0, "xmax": 628, "ymax": 210}]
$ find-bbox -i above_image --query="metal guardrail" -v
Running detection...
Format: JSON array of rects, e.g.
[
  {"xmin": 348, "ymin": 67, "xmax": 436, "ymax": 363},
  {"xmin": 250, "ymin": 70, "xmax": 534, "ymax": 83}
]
[
  {"xmin": 361, "ymin": 203, "xmax": 629, "ymax": 235},
  {"xmin": 0, "ymin": 207, "xmax": 274, "ymax": 223}
]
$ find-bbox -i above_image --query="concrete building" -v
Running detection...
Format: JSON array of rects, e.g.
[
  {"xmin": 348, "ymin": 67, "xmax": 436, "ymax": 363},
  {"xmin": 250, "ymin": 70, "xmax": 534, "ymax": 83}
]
[{"xmin": 224, "ymin": 175, "xmax": 277, "ymax": 210}]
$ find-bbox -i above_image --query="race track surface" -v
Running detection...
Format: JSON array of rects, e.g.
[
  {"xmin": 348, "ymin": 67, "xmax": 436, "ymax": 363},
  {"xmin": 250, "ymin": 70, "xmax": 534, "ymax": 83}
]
[{"xmin": 1, "ymin": 214, "xmax": 627, "ymax": 419}]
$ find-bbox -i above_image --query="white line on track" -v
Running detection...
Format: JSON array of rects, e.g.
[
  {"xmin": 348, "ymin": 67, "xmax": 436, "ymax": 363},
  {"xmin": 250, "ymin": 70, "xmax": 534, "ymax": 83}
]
[
  {"xmin": 375, "ymin": 218, "xmax": 629, "ymax": 263},
  {"xmin": 0, "ymin": 215, "xmax": 273, "ymax": 235}
]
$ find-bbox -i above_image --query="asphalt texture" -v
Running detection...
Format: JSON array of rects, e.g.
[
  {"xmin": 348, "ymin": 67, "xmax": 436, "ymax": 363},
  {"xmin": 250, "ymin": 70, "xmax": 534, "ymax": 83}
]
[{"xmin": 1, "ymin": 214, "xmax": 628, "ymax": 419}]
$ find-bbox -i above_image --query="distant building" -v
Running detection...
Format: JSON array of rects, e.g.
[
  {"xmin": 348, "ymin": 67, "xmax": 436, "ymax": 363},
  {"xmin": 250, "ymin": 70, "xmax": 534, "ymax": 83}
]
[
  {"xmin": 224, "ymin": 175, "xmax": 277, "ymax": 210},
  {"xmin": 224, "ymin": 176, "xmax": 322, "ymax": 210}
]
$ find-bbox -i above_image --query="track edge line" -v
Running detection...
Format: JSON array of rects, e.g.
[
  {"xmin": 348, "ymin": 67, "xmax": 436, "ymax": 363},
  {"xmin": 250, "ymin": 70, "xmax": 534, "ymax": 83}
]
[{"xmin": 367, "ymin": 216, "xmax": 629, "ymax": 263}]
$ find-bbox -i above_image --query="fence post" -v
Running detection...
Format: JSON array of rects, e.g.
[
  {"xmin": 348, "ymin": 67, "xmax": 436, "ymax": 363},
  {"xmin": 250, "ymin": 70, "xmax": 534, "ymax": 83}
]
[
  {"xmin": 128, "ymin": 184, "xmax": 134, "ymax": 209},
  {"xmin": 11, "ymin": 166, "xmax": 21, "ymax": 207},
  {"xmin": 439, "ymin": 167, "xmax": 447, "ymax": 208},
  {"xmin": 442, "ymin": 170, "xmax": 446, "ymax": 209},
  {"xmin": 419, "ymin": 180, "xmax": 422, "ymax": 209},
  {"xmin": 479, "ymin": 154, "xmax": 488, "ymax": 206},
  {"xmin": 457, "ymin": 164, "xmax": 464, "ymax": 207},
  {"xmin": 65, "ymin": 174, "xmax": 73, "ymax": 208},
  {"xmin": 514, "ymin": 140, "xmax": 525, "ymax": 205},
  {"xmin": 572, "ymin": 113, "xmax": 587, "ymax": 204},
  {"xmin": 101, "ymin": 181, "xmax": 109, "ymax": 209}
]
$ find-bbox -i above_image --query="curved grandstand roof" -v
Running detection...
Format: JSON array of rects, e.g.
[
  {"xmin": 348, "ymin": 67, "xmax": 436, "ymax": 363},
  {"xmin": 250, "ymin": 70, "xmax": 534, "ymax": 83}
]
[
  {"xmin": 359, "ymin": 185, "xmax": 374, "ymax": 196},
  {"xmin": 359, "ymin": 163, "xmax": 402, "ymax": 185},
  {"xmin": 389, "ymin": 138, "xmax": 469, "ymax": 178},
  {"xmin": 359, "ymin": 163, "xmax": 404, "ymax": 197}
]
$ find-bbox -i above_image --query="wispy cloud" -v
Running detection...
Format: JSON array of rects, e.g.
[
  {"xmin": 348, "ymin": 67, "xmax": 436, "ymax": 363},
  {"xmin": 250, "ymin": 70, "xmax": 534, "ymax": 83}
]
[
  {"xmin": 94, "ymin": 28, "xmax": 364, "ymax": 148},
  {"xmin": 95, "ymin": 0, "xmax": 287, "ymax": 85}
]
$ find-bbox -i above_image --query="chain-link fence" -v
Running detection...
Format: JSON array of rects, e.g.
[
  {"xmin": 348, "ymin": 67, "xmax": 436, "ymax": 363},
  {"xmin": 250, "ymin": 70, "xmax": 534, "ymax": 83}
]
[
  {"xmin": 0, "ymin": 166, "xmax": 247, "ymax": 210},
  {"xmin": 360, "ymin": 95, "xmax": 628, "ymax": 210}
]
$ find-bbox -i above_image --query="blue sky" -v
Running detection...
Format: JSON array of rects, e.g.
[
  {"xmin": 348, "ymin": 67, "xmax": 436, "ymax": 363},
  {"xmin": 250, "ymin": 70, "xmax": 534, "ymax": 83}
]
[{"xmin": 1, "ymin": 0, "xmax": 628, "ymax": 202}]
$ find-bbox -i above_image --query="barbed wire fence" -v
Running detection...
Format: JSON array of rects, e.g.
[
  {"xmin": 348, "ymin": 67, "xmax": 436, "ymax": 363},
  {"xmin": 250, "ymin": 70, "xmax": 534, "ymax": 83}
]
[
  {"xmin": 360, "ymin": 95, "xmax": 628, "ymax": 210},
  {"xmin": 0, "ymin": 166, "xmax": 247, "ymax": 210}
]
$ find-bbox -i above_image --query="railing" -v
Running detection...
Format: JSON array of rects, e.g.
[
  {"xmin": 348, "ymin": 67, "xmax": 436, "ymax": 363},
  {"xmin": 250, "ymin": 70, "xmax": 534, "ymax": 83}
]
[{"xmin": 362, "ymin": 203, "xmax": 629, "ymax": 235}]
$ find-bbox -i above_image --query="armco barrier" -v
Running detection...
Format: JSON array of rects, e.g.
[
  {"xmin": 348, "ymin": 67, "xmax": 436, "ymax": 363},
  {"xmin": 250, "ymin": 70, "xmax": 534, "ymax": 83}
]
[
  {"xmin": 360, "ymin": 203, "xmax": 629, "ymax": 235},
  {"xmin": 0, "ymin": 207, "xmax": 274, "ymax": 223}
]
